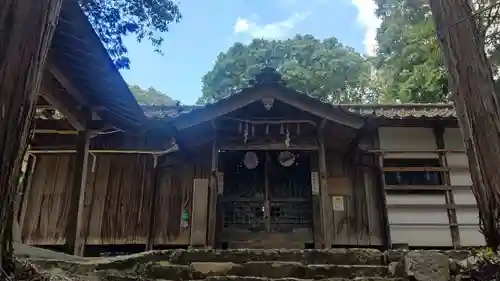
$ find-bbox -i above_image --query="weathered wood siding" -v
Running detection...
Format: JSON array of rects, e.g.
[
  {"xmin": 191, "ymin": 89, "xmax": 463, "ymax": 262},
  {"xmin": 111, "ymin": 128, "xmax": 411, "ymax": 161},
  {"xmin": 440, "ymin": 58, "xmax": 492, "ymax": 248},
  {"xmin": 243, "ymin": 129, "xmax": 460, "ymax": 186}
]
[
  {"xmin": 21, "ymin": 154, "xmax": 75, "ymax": 245},
  {"xmin": 20, "ymin": 154, "xmax": 155, "ymax": 245},
  {"xmin": 84, "ymin": 154, "xmax": 153, "ymax": 245},
  {"xmin": 153, "ymin": 153, "xmax": 211, "ymax": 245},
  {"xmin": 19, "ymin": 151, "xmax": 212, "ymax": 247},
  {"xmin": 322, "ymin": 149, "xmax": 384, "ymax": 246}
]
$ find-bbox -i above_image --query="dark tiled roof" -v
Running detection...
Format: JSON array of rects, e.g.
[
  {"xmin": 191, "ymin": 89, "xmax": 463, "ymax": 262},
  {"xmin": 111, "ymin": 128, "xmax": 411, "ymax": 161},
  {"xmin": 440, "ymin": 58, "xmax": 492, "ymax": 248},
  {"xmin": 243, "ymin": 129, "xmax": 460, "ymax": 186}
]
[
  {"xmin": 141, "ymin": 103, "xmax": 457, "ymax": 120},
  {"xmin": 339, "ymin": 104, "xmax": 456, "ymax": 119},
  {"xmin": 37, "ymin": 103, "xmax": 457, "ymax": 121}
]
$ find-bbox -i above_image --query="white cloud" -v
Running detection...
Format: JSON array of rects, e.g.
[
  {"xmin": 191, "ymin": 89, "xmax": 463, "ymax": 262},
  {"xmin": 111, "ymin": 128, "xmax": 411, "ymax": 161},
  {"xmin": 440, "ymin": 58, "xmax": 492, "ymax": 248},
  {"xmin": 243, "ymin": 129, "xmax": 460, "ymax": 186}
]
[
  {"xmin": 233, "ymin": 12, "xmax": 311, "ymax": 39},
  {"xmin": 234, "ymin": 17, "xmax": 250, "ymax": 33},
  {"xmin": 351, "ymin": 0, "xmax": 382, "ymax": 56}
]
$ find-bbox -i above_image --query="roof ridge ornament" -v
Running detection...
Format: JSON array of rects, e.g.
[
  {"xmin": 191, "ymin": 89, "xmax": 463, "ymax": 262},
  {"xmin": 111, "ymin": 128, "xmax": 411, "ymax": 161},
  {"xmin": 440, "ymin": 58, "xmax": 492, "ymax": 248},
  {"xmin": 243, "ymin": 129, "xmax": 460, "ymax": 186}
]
[{"xmin": 249, "ymin": 67, "xmax": 286, "ymax": 86}]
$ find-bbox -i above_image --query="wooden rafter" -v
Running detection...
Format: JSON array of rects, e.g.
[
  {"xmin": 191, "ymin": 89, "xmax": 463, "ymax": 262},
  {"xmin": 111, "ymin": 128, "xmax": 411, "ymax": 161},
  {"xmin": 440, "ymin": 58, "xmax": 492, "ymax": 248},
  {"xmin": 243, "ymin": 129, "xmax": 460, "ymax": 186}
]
[
  {"xmin": 47, "ymin": 62, "xmax": 87, "ymax": 106},
  {"xmin": 40, "ymin": 72, "xmax": 88, "ymax": 130}
]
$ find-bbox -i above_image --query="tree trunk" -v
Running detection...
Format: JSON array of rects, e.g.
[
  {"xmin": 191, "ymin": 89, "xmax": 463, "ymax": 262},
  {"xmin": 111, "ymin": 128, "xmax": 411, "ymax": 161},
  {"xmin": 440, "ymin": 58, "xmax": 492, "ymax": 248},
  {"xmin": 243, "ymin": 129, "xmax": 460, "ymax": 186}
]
[
  {"xmin": 0, "ymin": 0, "xmax": 64, "ymax": 272},
  {"xmin": 429, "ymin": 0, "xmax": 500, "ymax": 249}
]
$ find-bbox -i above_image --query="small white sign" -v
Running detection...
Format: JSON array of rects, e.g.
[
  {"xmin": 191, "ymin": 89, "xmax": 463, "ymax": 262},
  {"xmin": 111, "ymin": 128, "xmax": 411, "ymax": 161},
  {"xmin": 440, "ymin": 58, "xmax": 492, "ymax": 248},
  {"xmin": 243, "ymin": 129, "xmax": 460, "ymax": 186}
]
[
  {"xmin": 332, "ymin": 196, "xmax": 345, "ymax": 211},
  {"xmin": 311, "ymin": 172, "xmax": 319, "ymax": 195}
]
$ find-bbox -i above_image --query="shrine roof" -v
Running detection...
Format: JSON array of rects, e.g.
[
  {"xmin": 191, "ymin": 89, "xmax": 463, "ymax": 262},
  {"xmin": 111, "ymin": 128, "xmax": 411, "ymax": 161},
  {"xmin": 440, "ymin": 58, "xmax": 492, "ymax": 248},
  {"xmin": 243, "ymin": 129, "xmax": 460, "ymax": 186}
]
[{"xmin": 141, "ymin": 103, "xmax": 456, "ymax": 120}]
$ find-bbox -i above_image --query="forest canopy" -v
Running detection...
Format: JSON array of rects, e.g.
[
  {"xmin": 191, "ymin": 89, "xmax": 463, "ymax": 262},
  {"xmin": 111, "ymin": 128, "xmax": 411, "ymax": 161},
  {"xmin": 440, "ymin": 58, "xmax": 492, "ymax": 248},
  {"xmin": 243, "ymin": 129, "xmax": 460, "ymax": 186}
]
[
  {"xmin": 198, "ymin": 35, "xmax": 376, "ymax": 105},
  {"xmin": 372, "ymin": 0, "xmax": 500, "ymax": 103},
  {"xmin": 129, "ymin": 84, "xmax": 176, "ymax": 106}
]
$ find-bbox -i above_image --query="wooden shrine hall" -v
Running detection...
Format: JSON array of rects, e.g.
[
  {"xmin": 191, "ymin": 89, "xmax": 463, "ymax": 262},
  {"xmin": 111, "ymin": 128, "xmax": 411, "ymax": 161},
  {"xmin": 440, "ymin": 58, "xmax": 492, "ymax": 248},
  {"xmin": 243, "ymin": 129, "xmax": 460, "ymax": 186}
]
[{"xmin": 16, "ymin": 3, "xmax": 484, "ymax": 255}]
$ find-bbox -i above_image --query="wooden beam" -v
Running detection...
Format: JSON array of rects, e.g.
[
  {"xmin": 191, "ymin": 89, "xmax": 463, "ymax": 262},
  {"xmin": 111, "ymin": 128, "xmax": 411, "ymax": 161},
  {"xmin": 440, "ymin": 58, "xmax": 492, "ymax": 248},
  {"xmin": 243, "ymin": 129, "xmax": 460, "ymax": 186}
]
[
  {"xmin": 219, "ymin": 143, "xmax": 318, "ymax": 151},
  {"xmin": 65, "ymin": 129, "xmax": 91, "ymax": 256},
  {"xmin": 47, "ymin": 62, "xmax": 88, "ymax": 105},
  {"xmin": 172, "ymin": 86, "xmax": 364, "ymax": 130},
  {"xmin": 34, "ymin": 119, "xmax": 104, "ymax": 132},
  {"xmin": 40, "ymin": 73, "xmax": 87, "ymax": 130}
]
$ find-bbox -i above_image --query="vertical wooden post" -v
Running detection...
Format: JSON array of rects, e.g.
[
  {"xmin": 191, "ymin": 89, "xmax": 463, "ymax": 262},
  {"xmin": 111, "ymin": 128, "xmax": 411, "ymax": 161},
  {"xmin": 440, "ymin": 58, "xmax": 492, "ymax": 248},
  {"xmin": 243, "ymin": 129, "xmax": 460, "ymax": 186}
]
[
  {"xmin": 65, "ymin": 130, "xmax": 90, "ymax": 256},
  {"xmin": 377, "ymin": 153, "xmax": 392, "ymax": 249},
  {"xmin": 207, "ymin": 134, "xmax": 219, "ymax": 248},
  {"xmin": 372, "ymin": 128, "xmax": 391, "ymax": 249},
  {"xmin": 318, "ymin": 127, "xmax": 331, "ymax": 249},
  {"xmin": 145, "ymin": 156, "xmax": 160, "ymax": 251},
  {"xmin": 433, "ymin": 123, "xmax": 461, "ymax": 248},
  {"xmin": 17, "ymin": 154, "xmax": 37, "ymax": 233}
]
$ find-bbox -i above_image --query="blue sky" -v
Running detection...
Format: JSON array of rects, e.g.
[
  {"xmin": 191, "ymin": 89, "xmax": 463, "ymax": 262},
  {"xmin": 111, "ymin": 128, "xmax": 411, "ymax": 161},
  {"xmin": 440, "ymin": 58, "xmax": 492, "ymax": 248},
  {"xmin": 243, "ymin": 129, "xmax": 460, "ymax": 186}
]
[{"xmin": 119, "ymin": 0, "xmax": 380, "ymax": 105}]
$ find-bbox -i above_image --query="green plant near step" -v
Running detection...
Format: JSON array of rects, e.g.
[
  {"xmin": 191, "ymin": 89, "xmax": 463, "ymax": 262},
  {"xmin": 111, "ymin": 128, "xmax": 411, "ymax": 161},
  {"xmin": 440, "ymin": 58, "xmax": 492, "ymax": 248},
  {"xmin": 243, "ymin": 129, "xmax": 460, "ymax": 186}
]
[{"xmin": 461, "ymin": 248, "xmax": 500, "ymax": 281}]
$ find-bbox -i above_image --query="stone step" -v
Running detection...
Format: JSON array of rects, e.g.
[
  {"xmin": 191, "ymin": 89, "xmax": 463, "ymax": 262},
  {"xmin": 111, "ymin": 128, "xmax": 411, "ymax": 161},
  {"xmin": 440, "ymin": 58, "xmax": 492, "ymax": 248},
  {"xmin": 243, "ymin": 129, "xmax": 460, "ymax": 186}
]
[
  {"xmin": 144, "ymin": 262, "xmax": 390, "ymax": 279},
  {"xmin": 33, "ymin": 260, "xmax": 391, "ymax": 280},
  {"xmin": 166, "ymin": 249, "xmax": 384, "ymax": 265},
  {"xmin": 92, "ymin": 274, "xmax": 404, "ymax": 281},
  {"xmin": 202, "ymin": 278, "xmax": 404, "ymax": 281}
]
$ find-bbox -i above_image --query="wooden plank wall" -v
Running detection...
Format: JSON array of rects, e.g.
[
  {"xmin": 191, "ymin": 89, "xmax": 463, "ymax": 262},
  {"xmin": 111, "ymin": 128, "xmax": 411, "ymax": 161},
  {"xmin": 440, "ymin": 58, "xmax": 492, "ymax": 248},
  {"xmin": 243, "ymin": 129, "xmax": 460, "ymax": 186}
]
[
  {"xmin": 152, "ymin": 154, "xmax": 211, "ymax": 245},
  {"xmin": 21, "ymin": 154, "xmax": 75, "ymax": 245},
  {"xmin": 84, "ymin": 154, "xmax": 153, "ymax": 245},
  {"xmin": 19, "ymin": 152, "xmax": 209, "ymax": 247},
  {"xmin": 323, "ymin": 149, "xmax": 383, "ymax": 246}
]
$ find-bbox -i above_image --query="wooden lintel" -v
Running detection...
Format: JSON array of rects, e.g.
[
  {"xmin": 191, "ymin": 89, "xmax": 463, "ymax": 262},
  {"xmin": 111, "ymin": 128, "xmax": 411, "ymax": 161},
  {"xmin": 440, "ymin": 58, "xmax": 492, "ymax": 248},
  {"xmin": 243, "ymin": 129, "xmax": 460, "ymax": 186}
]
[
  {"xmin": 34, "ymin": 119, "xmax": 105, "ymax": 132},
  {"xmin": 65, "ymin": 130, "xmax": 91, "ymax": 256},
  {"xmin": 220, "ymin": 143, "xmax": 318, "ymax": 151},
  {"xmin": 41, "ymin": 73, "xmax": 87, "ymax": 130}
]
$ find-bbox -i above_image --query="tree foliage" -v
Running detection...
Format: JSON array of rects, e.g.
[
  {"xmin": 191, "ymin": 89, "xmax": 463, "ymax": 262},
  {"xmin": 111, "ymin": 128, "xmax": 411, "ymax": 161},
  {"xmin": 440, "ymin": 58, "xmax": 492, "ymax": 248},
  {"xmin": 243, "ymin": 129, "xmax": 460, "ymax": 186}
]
[
  {"xmin": 199, "ymin": 35, "xmax": 376, "ymax": 105},
  {"xmin": 80, "ymin": 0, "xmax": 182, "ymax": 69},
  {"xmin": 373, "ymin": 0, "xmax": 448, "ymax": 103},
  {"xmin": 129, "ymin": 84, "xmax": 176, "ymax": 106},
  {"xmin": 372, "ymin": 0, "xmax": 500, "ymax": 103}
]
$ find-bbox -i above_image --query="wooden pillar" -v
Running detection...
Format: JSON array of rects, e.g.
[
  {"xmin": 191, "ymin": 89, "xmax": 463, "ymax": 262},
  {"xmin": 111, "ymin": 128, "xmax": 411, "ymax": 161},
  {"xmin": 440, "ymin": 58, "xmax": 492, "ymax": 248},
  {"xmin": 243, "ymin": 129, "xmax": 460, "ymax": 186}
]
[
  {"xmin": 17, "ymin": 154, "xmax": 37, "ymax": 233},
  {"xmin": 207, "ymin": 135, "xmax": 219, "ymax": 248},
  {"xmin": 377, "ymin": 153, "xmax": 392, "ymax": 249},
  {"xmin": 318, "ymin": 128, "xmax": 331, "ymax": 249},
  {"xmin": 372, "ymin": 130, "xmax": 392, "ymax": 249},
  {"xmin": 65, "ymin": 130, "xmax": 90, "ymax": 256},
  {"xmin": 145, "ymin": 156, "xmax": 161, "ymax": 250},
  {"xmin": 433, "ymin": 123, "xmax": 461, "ymax": 248}
]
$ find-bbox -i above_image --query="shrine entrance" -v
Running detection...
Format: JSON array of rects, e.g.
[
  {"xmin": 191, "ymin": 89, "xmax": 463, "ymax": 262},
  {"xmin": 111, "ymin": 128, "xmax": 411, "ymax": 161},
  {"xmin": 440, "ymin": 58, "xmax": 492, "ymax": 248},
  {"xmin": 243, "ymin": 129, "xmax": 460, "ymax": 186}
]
[{"xmin": 218, "ymin": 150, "xmax": 314, "ymax": 249}]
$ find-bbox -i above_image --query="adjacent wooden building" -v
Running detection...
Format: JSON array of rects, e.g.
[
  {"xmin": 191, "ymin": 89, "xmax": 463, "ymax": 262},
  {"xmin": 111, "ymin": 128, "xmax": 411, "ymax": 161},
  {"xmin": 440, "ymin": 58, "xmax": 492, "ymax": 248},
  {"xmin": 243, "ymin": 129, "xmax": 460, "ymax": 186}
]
[{"xmin": 17, "ymin": 64, "xmax": 485, "ymax": 255}]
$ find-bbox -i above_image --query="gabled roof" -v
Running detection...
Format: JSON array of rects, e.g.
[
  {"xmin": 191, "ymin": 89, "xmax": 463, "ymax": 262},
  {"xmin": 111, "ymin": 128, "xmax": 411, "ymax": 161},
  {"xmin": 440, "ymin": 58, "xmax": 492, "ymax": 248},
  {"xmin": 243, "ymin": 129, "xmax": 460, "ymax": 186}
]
[{"xmin": 144, "ymin": 68, "xmax": 368, "ymax": 130}]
